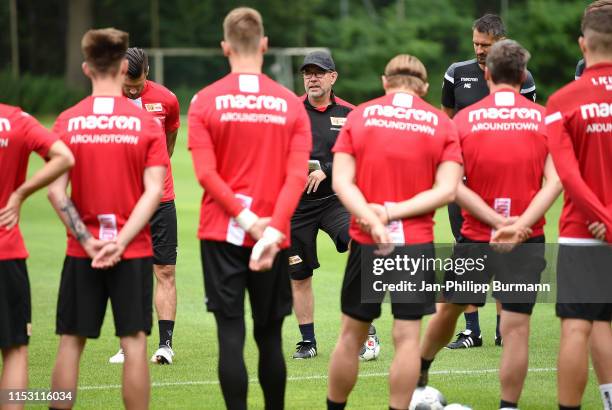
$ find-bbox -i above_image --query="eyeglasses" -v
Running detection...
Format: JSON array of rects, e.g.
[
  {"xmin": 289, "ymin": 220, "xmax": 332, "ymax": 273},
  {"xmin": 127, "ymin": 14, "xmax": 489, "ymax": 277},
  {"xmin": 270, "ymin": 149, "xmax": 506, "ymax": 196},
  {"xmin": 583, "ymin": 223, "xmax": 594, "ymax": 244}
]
[{"xmin": 302, "ymin": 71, "xmax": 328, "ymax": 79}]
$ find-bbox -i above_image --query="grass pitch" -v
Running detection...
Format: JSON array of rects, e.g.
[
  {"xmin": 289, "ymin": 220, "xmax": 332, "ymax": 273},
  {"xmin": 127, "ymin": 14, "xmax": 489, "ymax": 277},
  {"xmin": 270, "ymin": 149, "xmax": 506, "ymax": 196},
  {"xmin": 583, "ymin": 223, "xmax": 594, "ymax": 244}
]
[{"xmin": 16, "ymin": 118, "xmax": 602, "ymax": 409}]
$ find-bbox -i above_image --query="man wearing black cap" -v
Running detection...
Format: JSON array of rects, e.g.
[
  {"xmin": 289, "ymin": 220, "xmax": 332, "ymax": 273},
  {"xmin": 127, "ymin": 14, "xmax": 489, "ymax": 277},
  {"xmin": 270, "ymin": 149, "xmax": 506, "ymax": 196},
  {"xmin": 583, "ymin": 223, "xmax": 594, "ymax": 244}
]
[{"xmin": 290, "ymin": 51, "xmax": 367, "ymax": 359}]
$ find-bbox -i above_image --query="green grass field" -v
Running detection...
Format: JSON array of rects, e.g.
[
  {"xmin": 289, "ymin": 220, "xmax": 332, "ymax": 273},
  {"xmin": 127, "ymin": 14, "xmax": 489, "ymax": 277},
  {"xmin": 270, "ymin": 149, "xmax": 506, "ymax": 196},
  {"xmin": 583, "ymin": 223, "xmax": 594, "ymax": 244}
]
[{"xmin": 16, "ymin": 117, "xmax": 602, "ymax": 409}]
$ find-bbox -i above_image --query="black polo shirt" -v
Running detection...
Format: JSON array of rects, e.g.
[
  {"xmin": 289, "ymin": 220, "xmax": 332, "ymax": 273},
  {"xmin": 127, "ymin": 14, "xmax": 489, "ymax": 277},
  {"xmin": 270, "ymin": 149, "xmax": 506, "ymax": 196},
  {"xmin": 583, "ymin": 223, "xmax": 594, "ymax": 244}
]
[
  {"xmin": 301, "ymin": 93, "xmax": 353, "ymax": 200},
  {"xmin": 441, "ymin": 58, "xmax": 537, "ymax": 114}
]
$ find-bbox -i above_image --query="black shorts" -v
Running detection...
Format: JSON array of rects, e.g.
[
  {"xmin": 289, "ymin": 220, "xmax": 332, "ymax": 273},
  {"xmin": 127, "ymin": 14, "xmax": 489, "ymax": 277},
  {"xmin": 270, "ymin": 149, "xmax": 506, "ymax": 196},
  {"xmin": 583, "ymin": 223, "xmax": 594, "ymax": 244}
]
[
  {"xmin": 443, "ymin": 236, "xmax": 546, "ymax": 315},
  {"xmin": 200, "ymin": 240, "xmax": 292, "ymax": 326},
  {"xmin": 0, "ymin": 259, "xmax": 31, "ymax": 349},
  {"xmin": 340, "ymin": 242, "xmax": 436, "ymax": 322},
  {"xmin": 289, "ymin": 195, "xmax": 350, "ymax": 280},
  {"xmin": 556, "ymin": 244, "xmax": 612, "ymax": 322},
  {"xmin": 150, "ymin": 200, "xmax": 178, "ymax": 265},
  {"xmin": 56, "ymin": 257, "xmax": 153, "ymax": 338}
]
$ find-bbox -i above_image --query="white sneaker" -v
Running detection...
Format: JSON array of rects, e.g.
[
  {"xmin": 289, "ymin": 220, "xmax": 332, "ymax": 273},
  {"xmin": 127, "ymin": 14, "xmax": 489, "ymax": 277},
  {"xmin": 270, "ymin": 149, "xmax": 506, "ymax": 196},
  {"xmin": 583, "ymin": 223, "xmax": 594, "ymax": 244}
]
[
  {"xmin": 151, "ymin": 346, "xmax": 174, "ymax": 364},
  {"xmin": 109, "ymin": 348, "xmax": 125, "ymax": 364}
]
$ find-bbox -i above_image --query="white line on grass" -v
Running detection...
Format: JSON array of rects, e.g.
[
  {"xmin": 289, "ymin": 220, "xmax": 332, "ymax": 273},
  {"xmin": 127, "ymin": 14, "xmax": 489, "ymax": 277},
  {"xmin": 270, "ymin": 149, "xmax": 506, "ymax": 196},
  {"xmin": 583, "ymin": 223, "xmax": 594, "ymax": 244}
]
[{"xmin": 78, "ymin": 367, "xmax": 558, "ymax": 391}]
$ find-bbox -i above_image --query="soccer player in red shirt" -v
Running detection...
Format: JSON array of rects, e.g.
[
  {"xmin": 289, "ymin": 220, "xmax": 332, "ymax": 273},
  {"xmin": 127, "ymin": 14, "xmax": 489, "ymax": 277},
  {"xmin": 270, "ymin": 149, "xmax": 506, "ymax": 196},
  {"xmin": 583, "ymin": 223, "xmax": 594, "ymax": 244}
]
[
  {"xmin": 46, "ymin": 28, "xmax": 168, "ymax": 409},
  {"xmin": 419, "ymin": 40, "xmax": 561, "ymax": 410},
  {"xmin": 188, "ymin": 8, "xmax": 310, "ymax": 410},
  {"xmin": 0, "ymin": 106, "xmax": 73, "ymax": 402},
  {"xmin": 107, "ymin": 47, "xmax": 181, "ymax": 365},
  {"xmin": 327, "ymin": 54, "xmax": 462, "ymax": 410},
  {"xmin": 546, "ymin": 8, "xmax": 612, "ymax": 410}
]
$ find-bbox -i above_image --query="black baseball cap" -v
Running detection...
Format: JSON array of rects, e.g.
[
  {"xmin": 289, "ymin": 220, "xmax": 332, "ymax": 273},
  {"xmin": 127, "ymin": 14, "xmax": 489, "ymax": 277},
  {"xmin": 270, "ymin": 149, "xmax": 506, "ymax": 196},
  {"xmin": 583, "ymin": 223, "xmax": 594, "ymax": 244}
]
[{"xmin": 300, "ymin": 51, "xmax": 335, "ymax": 72}]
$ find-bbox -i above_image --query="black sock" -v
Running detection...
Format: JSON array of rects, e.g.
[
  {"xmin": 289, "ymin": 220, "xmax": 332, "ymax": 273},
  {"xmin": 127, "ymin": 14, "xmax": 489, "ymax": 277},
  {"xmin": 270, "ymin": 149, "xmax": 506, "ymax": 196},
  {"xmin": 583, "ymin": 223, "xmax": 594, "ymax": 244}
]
[
  {"xmin": 214, "ymin": 313, "xmax": 247, "ymax": 410},
  {"xmin": 421, "ymin": 357, "xmax": 433, "ymax": 371},
  {"xmin": 496, "ymin": 314, "xmax": 501, "ymax": 339},
  {"xmin": 299, "ymin": 322, "xmax": 316, "ymax": 345},
  {"xmin": 500, "ymin": 399, "xmax": 518, "ymax": 408},
  {"xmin": 464, "ymin": 311, "xmax": 481, "ymax": 336},
  {"xmin": 255, "ymin": 319, "xmax": 286, "ymax": 410},
  {"xmin": 159, "ymin": 320, "xmax": 174, "ymax": 348},
  {"xmin": 327, "ymin": 398, "xmax": 346, "ymax": 410},
  {"xmin": 559, "ymin": 406, "xmax": 580, "ymax": 410}
]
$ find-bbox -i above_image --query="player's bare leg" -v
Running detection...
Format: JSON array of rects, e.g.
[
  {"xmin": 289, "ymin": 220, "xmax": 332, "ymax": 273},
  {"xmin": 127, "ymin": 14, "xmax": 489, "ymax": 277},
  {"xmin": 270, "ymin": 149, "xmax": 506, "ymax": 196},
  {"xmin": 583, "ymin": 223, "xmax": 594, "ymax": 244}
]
[
  {"xmin": 50, "ymin": 335, "xmax": 86, "ymax": 409},
  {"xmin": 558, "ymin": 318, "xmax": 592, "ymax": 407},
  {"xmin": 1, "ymin": 346, "xmax": 28, "ymax": 401},
  {"xmin": 154, "ymin": 264, "xmax": 177, "ymax": 324},
  {"xmin": 291, "ymin": 277, "xmax": 314, "ymax": 325},
  {"xmin": 499, "ymin": 310, "xmax": 530, "ymax": 404},
  {"xmin": 590, "ymin": 321, "xmax": 612, "ymax": 408},
  {"xmin": 152, "ymin": 264, "xmax": 176, "ymax": 364},
  {"xmin": 389, "ymin": 319, "xmax": 421, "ymax": 409},
  {"xmin": 120, "ymin": 332, "xmax": 150, "ymax": 410},
  {"xmin": 422, "ymin": 303, "xmax": 465, "ymax": 359},
  {"xmin": 327, "ymin": 315, "xmax": 369, "ymax": 404}
]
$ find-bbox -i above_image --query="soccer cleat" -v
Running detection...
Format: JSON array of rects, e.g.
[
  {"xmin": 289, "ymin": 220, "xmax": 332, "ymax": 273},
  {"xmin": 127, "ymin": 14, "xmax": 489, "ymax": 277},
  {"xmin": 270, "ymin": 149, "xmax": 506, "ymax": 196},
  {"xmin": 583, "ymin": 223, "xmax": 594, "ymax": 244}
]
[
  {"xmin": 109, "ymin": 348, "xmax": 125, "ymax": 364},
  {"xmin": 151, "ymin": 345, "xmax": 175, "ymax": 364},
  {"xmin": 292, "ymin": 341, "xmax": 317, "ymax": 359},
  {"xmin": 495, "ymin": 335, "xmax": 503, "ymax": 346},
  {"xmin": 445, "ymin": 330, "xmax": 483, "ymax": 349}
]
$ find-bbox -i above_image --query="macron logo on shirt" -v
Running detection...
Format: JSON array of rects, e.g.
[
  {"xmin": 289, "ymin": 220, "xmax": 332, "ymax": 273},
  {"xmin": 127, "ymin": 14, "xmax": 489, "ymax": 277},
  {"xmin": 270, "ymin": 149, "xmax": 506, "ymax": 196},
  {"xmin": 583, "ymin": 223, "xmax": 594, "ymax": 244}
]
[
  {"xmin": 0, "ymin": 118, "xmax": 10, "ymax": 147},
  {"xmin": 67, "ymin": 115, "xmax": 142, "ymax": 132},
  {"xmin": 215, "ymin": 94, "xmax": 288, "ymax": 113},
  {"xmin": 580, "ymin": 102, "xmax": 612, "ymax": 120},
  {"xmin": 468, "ymin": 107, "xmax": 541, "ymax": 123},
  {"xmin": 363, "ymin": 105, "xmax": 439, "ymax": 126},
  {"xmin": 0, "ymin": 118, "xmax": 10, "ymax": 132}
]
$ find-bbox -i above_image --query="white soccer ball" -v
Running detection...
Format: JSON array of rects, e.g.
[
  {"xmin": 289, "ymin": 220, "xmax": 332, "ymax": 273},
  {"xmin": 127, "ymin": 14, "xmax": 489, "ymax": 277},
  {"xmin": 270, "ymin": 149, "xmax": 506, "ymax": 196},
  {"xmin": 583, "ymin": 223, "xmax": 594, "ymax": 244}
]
[
  {"xmin": 409, "ymin": 386, "xmax": 447, "ymax": 410},
  {"xmin": 444, "ymin": 404, "xmax": 472, "ymax": 410},
  {"xmin": 358, "ymin": 334, "xmax": 381, "ymax": 361}
]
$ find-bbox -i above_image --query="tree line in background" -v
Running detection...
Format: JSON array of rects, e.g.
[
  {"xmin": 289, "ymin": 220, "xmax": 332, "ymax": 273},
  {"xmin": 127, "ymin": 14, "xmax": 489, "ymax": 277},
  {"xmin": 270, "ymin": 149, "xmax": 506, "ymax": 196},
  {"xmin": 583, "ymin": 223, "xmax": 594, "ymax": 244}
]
[{"xmin": 0, "ymin": 0, "xmax": 589, "ymax": 113}]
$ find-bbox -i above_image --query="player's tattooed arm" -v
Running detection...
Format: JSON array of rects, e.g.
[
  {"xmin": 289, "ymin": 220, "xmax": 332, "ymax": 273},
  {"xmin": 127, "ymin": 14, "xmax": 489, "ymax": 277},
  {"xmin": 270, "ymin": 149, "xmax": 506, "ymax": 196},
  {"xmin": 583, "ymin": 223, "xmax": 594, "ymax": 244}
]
[
  {"xmin": 59, "ymin": 197, "xmax": 91, "ymax": 243},
  {"xmin": 47, "ymin": 173, "xmax": 107, "ymax": 261}
]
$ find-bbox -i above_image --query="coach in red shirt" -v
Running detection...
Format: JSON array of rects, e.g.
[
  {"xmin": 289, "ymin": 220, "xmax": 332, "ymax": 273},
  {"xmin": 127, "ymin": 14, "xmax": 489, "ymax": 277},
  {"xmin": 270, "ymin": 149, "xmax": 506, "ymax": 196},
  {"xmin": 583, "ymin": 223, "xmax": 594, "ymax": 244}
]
[
  {"xmin": 106, "ymin": 47, "xmax": 181, "ymax": 366},
  {"xmin": 327, "ymin": 54, "xmax": 462, "ymax": 410},
  {"xmin": 188, "ymin": 7, "xmax": 310, "ymax": 410},
  {"xmin": 0, "ymin": 106, "xmax": 73, "ymax": 399},
  {"xmin": 47, "ymin": 28, "xmax": 167, "ymax": 409},
  {"xmin": 546, "ymin": 8, "xmax": 612, "ymax": 410}
]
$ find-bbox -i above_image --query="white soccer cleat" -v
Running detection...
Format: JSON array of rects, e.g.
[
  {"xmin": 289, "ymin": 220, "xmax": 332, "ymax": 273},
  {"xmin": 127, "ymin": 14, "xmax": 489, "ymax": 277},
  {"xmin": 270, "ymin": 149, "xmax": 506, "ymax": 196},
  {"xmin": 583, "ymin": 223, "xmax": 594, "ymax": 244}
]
[
  {"xmin": 109, "ymin": 348, "xmax": 125, "ymax": 364},
  {"xmin": 151, "ymin": 345, "xmax": 175, "ymax": 365}
]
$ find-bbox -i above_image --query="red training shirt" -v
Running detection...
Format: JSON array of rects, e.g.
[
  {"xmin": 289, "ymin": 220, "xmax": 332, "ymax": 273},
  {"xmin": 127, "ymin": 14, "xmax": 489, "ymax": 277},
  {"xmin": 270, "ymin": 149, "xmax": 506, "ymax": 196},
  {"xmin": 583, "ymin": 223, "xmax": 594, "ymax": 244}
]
[
  {"xmin": 0, "ymin": 104, "xmax": 58, "ymax": 260},
  {"xmin": 453, "ymin": 89, "xmax": 548, "ymax": 241},
  {"xmin": 546, "ymin": 62, "xmax": 612, "ymax": 243},
  {"xmin": 128, "ymin": 80, "xmax": 180, "ymax": 202},
  {"xmin": 53, "ymin": 96, "xmax": 168, "ymax": 258},
  {"xmin": 333, "ymin": 92, "xmax": 463, "ymax": 244},
  {"xmin": 188, "ymin": 73, "xmax": 312, "ymax": 248}
]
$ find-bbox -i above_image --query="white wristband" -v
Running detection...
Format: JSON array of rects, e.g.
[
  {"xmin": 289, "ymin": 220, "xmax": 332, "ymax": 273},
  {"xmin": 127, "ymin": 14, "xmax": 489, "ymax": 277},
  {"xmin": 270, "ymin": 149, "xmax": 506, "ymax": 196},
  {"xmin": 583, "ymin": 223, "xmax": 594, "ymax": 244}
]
[
  {"xmin": 261, "ymin": 226, "xmax": 283, "ymax": 243},
  {"xmin": 235, "ymin": 208, "xmax": 258, "ymax": 231},
  {"xmin": 250, "ymin": 227, "xmax": 284, "ymax": 261}
]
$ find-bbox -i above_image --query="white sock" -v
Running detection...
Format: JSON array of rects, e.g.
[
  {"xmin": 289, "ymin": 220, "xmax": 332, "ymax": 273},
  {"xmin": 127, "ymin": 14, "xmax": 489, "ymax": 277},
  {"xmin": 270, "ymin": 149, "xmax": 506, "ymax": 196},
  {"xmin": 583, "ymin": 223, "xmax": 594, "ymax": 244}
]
[{"xmin": 600, "ymin": 383, "xmax": 612, "ymax": 410}]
